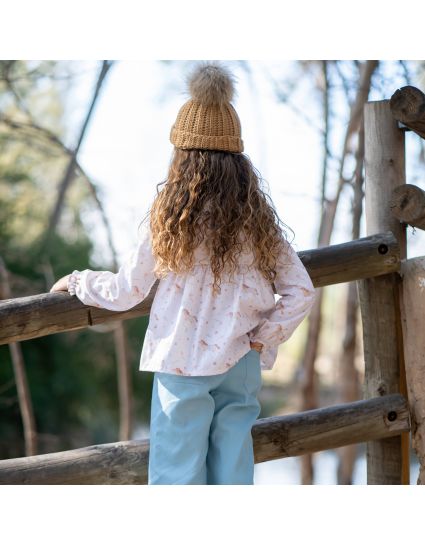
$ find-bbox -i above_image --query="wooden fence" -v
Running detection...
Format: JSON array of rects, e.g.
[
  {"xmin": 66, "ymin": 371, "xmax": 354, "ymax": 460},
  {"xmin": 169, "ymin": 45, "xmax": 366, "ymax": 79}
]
[{"xmin": 2, "ymin": 85, "xmax": 425, "ymax": 484}]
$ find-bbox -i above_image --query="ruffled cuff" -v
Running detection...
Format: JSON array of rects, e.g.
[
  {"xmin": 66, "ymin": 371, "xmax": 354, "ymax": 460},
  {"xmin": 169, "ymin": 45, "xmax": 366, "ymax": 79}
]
[{"xmin": 67, "ymin": 270, "xmax": 82, "ymax": 296}]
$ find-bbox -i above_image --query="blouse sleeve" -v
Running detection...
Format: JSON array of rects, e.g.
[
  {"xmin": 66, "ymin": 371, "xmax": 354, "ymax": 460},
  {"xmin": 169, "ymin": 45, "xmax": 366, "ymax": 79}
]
[
  {"xmin": 248, "ymin": 238, "xmax": 316, "ymax": 351},
  {"xmin": 67, "ymin": 223, "xmax": 158, "ymax": 312}
]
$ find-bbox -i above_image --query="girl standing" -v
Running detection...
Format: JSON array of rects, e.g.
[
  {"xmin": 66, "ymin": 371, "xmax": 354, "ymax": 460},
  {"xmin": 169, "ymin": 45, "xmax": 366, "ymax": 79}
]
[{"xmin": 50, "ymin": 61, "xmax": 316, "ymax": 485}]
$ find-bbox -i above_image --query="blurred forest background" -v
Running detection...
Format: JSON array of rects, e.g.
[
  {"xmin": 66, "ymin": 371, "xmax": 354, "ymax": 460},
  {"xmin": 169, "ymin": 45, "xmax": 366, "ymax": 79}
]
[{"xmin": 1, "ymin": 60, "xmax": 425, "ymax": 484}]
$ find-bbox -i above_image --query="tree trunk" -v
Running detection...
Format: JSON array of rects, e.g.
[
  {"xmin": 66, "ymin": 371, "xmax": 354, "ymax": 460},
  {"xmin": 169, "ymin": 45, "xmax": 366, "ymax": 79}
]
[
  {"xmin": 298, "ymin": 60, "xmax": 379, "ymax": 484},
  {"xmin": 335, "ymin": 281, "xmax": 361, "ymax": 484},
  {"xmin": 336, "ymin": 121, "xmax": 365, "ymax": 484},
  {"xmin": 114, "ymin": 322, "xmax": 133, "ymax": 441},
  {"xmin": 0, "ymin": 257, "xmax": 38, "ymax": 456}
]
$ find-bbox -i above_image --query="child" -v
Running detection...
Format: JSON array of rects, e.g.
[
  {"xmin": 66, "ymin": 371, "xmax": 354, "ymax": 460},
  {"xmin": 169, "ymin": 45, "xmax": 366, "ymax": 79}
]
[{"xmin": 50, "ymin": 61, "xmax": 316, "ymax": 485}]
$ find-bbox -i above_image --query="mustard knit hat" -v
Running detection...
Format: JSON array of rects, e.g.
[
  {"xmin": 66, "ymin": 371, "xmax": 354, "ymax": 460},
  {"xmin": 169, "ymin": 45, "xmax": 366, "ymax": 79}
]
[{"xmin": 170, "ymin": 61, "xmax": 244, "ymax": 153}]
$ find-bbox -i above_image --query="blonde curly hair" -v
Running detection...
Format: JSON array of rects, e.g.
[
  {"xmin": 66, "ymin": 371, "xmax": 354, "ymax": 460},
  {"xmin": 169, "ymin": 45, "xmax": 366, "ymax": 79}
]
[{"xmin": 139, "ymin": 148, "xmax": 292, "ymax": 296}]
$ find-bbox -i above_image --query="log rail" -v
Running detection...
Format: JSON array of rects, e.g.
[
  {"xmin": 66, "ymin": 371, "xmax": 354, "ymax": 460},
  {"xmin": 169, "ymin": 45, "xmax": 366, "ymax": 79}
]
[
  {"xmin": 391, "ymin": 184, "xmax": 425, "ymax": 231},
  {"xmin": 390, "ymin": 85, "xmax": 425, "ymax": 140},
  {"xmin": 0, "ymin": 394, "xmax": 409, "ymax": 485},
  {"xmin": 0, "ymin": 231, "xmax": 399, "ymax": 345}
]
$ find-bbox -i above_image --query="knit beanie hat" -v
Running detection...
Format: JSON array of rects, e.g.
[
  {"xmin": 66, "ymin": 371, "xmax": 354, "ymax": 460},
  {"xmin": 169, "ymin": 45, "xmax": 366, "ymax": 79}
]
[{"xmin": 170, "ymin": 61, "xmax": 244, "ymax": 153}]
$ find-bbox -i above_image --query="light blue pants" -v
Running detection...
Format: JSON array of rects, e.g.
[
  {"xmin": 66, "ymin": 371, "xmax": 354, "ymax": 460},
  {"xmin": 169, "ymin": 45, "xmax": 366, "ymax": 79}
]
[{"xmin": 148, "ymin": 349, "xmax": 262, "ymax": 485}]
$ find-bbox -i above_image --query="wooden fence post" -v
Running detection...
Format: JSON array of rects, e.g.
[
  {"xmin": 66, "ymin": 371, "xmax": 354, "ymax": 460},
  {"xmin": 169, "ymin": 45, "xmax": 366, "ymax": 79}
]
[
  {"xmin": 400, "ymin": 257, "xmax": 425, "ymax": 483},
  {"xmin": 357, "ymin": 99, "xmax": 410, "ymax": 484}
]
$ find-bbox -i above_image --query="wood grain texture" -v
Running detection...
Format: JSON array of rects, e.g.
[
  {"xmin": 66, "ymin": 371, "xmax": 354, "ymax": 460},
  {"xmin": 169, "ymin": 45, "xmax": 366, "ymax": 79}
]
[
  {"xmin": 299, "ymin": 231, "xmax": 399, "ymax": 288},
  {"xmin": 390, "ymin": 183, "xmax": 425, "ymax": 231},
  {"xmin": 0, "ymin": 394, "xmax": 409, "ymax": 484},
  {"xmin": 0, "ymin": 232, "xmax": 399, "ymax": 346},
  {"xmin": 357, "ymin": 99, "xmax": 409, "ymax": 485},
  {"xmin": 390, "ymin": 85, "xmax": 425, "ymax": 139},
  {"xmin": 0, "ymin": 440, "xmax": 150, "ymax": 485},
  {"xmin": 400, "ymin": 257, "xmax": 425, "ymax": 484}
]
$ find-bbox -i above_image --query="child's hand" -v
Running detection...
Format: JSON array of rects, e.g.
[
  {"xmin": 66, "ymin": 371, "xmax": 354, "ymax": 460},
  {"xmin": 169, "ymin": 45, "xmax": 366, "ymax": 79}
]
[
  {"xmin": 49, "ymin": 274, "xmax": 71, "ymax": 293},
  {"xmin": 250, "ymin": 341, "xmax": 263, "ymax": 353}
]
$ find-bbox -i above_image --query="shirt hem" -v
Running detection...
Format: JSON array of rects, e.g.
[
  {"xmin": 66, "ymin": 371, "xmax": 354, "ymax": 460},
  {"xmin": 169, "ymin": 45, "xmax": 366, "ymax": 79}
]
[{"xmin": 138, "ymin": 339, "xmax": 278, "ymax": 376}]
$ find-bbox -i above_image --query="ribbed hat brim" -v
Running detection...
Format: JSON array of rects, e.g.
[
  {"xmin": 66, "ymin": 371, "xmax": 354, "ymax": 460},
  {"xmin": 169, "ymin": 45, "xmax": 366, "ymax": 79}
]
[{"xmin": 170, "ymin": 126, "xmax": 244, "ymax": 153}]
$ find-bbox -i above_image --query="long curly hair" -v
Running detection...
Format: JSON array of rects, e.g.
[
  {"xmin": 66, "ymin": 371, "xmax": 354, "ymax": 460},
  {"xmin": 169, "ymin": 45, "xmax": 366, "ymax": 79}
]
[{"xmin": 139, "ymin": 148, "xmax": 293, "ymax": 295}]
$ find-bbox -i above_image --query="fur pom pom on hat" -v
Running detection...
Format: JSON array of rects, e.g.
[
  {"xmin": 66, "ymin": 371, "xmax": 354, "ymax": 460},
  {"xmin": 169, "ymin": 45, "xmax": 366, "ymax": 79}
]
[
  {"xmin": 187, "ymin": 61, "xmax": 236, "ymax": 107},
  {"xmin": 170, "ymin": 61, "xmax": 244, "ymax": 153}
]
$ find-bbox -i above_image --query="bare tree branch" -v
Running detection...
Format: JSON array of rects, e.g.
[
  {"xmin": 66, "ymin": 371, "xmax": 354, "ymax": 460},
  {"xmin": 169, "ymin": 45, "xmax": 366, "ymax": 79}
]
[
  {"xmin": 319, "ymin": 60, "xmax": 379, "ymax": 246},
  {"xmin": 0, "ymin": 115, "xmax": 118, "ymax": 266},
  {"xmin": 320, "ymin": 61, "xmax": 330, "ymax": 210},
  {"xmin": 399, "ymin": 61, "xmax": 412, "ymax": 85},
  {"xmin": 332, "ymin": 60, "xmax": 354, "ymax": 106},
  {"xmin": 40, "ymin": 60, "xmax": 114, "ymax": 254}
]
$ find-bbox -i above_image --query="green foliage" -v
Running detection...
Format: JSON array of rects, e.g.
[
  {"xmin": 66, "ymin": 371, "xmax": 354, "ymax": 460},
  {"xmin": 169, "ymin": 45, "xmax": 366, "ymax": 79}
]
[{"xmin": 0, "ymin": 61, "xmax": 152, "ymax": 459}]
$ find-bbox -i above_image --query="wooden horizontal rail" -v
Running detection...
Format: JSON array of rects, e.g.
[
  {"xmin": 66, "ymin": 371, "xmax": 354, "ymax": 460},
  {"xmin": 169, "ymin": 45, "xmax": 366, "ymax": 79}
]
[
  {"xmin": 390, "ymin": 85, "xmax": 425, "ymax": 139},
  {"xmin": 0, "ymin": 393, "xmax": 409, "ymax": 484},
  {"xmin": 390, "ymin": 183, "xmax": 425, "ymax": 231},
  {"xmin": 253, "ymin": 393, "xmax": 409, "ymax": 463},
  {"xmin": 299, "ymin": 231, "xmax": 398, "ymax": 287},
  {"xmin": 0, "ymin": 232, "xmax": 399, "ymax": 346}
]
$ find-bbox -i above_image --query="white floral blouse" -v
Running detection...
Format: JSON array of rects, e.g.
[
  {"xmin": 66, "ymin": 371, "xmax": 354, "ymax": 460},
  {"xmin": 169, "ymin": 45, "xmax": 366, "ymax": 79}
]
[{"xmin": 67, "ymin": 223, "xmax": 316, "ymax": 376}]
